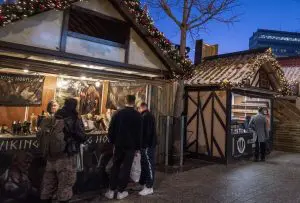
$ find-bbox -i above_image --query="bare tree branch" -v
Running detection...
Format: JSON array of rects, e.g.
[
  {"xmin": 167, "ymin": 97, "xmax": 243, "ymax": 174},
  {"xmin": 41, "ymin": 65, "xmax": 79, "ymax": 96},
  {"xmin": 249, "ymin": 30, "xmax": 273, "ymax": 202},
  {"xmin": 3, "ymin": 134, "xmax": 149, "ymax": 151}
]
[
  {"xmin": 187, "ymin": 0, "xmax": 239, "ymax": 30},
  {"xmin": 158, "ymin": 0, "xmax": 182, "ymax": 27}
]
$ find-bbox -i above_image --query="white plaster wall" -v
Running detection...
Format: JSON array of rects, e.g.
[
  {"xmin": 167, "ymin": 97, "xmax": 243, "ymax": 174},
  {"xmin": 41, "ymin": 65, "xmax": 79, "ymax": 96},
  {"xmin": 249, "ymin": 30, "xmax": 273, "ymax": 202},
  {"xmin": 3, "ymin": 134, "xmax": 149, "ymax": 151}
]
[
  {"xmin": 74, "ymin": 0, "xmax": 124, "ymax": 21},
  {"xmin": 65, "ymin": 36, "xmax": 125, "ymax": 62},
  {"xmin": 0, "ymin": 10, "xmax": 63, "ymax": 50},
  {"xmin": 129, "ymin": 29, "xmax": 167, "ymax": 70}
]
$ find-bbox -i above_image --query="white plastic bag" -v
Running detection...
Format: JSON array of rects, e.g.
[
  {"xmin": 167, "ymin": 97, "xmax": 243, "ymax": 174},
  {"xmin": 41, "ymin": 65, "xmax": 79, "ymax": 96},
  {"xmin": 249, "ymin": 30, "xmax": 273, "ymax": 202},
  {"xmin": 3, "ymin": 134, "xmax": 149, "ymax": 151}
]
[{"xmin": 130, "ymin": 152, "xmax": 141, "ymax": 183}]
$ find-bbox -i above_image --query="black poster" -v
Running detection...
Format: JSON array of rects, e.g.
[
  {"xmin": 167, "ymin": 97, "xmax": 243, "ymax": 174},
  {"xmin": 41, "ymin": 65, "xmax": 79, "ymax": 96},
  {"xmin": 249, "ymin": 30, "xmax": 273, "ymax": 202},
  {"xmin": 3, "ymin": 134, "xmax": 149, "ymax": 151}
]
[
  {"xmin": 106, "ymin": 82, "xmax": 147, "ymax": 110},
  {"xmin": 232, "ymin": 133, "xmax": 254, "ymax": 158},
  {"xmin": 0, "ymin": 73, "xmax": 45, "ymax": 106}
]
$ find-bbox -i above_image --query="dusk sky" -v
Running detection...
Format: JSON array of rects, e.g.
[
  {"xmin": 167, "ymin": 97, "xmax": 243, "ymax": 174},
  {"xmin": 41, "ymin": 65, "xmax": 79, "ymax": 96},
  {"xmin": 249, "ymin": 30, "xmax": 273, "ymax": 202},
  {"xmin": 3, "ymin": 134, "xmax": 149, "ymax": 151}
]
[{"xmin": 148, "ymin": 0, "xmax": 300, "ymax": 58}]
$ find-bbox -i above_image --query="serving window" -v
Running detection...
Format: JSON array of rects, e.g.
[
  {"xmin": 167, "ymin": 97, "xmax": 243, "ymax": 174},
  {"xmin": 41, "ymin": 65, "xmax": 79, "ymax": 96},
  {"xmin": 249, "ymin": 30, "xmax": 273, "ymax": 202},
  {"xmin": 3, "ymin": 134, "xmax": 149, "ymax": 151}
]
[
  {"xmin": 231, "ymin": 93, "xmax": 271, "ymax": 135},
  {"xmin": 0, "ymin": 69, "xmax": 148, "ymax": 138}
]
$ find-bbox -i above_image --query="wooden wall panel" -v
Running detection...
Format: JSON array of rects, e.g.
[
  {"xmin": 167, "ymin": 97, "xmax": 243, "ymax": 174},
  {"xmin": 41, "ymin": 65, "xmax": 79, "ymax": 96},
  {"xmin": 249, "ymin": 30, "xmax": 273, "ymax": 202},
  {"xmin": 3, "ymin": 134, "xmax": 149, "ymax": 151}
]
[
  {"xmin": 150, "ymin": 83, "xmax": 174, "ymax": 164},
  {"xmin": 28, "ymin": 76, "xmax": 57, "ymax": 118},
  {"xmin": 186, "ymin": 90, "xmax": 227, "ymax": 162},
  {"xmin": 0, "ymin": 107, "xmax": 26, "ymax": 126}
]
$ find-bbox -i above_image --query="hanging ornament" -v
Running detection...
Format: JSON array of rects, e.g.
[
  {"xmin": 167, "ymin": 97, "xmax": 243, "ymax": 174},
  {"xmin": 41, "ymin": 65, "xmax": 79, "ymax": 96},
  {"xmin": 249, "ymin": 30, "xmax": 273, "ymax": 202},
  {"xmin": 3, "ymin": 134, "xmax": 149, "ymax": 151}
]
[
  {"xmin": 16, "ymin": 5, "xmax": 23, "ymax": 13},
  {"xmin": 11, "ymin": 14, "xmax": 17, "ymax": 20},
  {"xmin": 39, "ymin": 4, "xmax": 45, "ymax": 11},
  {"xmin": 28, "ymin": 9, "xmax": 34, "ymax": 15},
  {"xmin": 49, "ymin": 3, "xmax": 55, "ymax": 8},
  {"xmin": 0, "ymin": 15, "xmax": 5, "ymax": 22}
]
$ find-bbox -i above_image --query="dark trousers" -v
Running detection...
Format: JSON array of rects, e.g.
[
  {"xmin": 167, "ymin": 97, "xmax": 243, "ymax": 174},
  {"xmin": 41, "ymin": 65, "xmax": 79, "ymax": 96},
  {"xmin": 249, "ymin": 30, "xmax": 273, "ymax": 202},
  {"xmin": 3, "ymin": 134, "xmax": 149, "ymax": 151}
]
[
  {"xmin": 109, "ymin": 147, "xmax": 135, "ymax": 192},
  {"xmin": 139, "ymin": 147, "xmax": 155, "ymax": 188},
  {"xmin": 255, "ymin": 139, "xmax": 266, "ymax": 160}
]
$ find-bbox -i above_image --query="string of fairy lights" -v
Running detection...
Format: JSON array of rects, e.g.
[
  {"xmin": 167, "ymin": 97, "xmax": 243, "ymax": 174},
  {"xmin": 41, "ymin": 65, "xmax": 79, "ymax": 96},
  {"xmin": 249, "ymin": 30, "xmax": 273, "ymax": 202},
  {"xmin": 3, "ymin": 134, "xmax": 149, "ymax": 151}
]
[
  {"xmin": 0, "ymin": 1, "xmax": 292, "ymax": 95},
  {"xmin": 219, "ymin": 49, "xmax": 293, "ymax": 96},
  {"xmin": 0, "ymin": 0, "xmax": 194, "ymax": 80}
]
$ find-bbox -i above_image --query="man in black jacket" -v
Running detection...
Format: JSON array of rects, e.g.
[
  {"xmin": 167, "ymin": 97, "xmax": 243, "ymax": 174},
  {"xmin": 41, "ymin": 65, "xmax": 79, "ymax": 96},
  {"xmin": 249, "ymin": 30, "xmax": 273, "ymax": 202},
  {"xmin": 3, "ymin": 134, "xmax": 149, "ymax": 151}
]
[
  {"xmin": 105, "ymin": 95, "xmax": 142, "ymax": 200},
  {"xmin": 137, "ymin": 102, "xmax": 156, "ymax": 196}
]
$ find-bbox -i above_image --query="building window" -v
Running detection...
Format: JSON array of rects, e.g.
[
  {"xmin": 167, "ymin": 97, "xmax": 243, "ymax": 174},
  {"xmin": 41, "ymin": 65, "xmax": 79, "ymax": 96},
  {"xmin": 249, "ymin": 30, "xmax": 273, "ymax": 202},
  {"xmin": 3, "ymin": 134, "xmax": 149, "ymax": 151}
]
[
  {"xmin": 67, "ymin": 6, "xmax": 130, "ymax": 47},
  {"xmin": 258, "ymin": 34, "xmax": 300, "ymax": 43}
]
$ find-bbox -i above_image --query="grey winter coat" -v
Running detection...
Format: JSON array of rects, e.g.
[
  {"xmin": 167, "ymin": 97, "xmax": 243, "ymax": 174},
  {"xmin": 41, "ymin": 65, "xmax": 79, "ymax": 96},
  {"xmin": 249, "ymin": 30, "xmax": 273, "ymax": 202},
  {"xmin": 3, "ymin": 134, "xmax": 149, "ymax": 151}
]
[{"xmin": 249, "ymin": 113, "xmax": 269, "ymax": 143}]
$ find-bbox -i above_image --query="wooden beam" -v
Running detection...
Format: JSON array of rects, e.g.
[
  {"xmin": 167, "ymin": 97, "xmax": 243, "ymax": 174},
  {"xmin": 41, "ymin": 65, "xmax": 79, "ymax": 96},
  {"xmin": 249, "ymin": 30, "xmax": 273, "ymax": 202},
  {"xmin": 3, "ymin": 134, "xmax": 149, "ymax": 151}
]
[
  {"xmin": 196, "ymin": 91, "xmax": 200, "ymax": 153},
  {"xmin": 188, "ymin": 95, "xmax": 198, "ymax": 107},
  {"xmin": 211, "ymin": 93, "xmax": 215, "ymax": 156},
  {"xmin": 124, "ymin": 29, "xmax": 131, "ymax": 64},
  {"xmin": 101, "ymin": 81, "xmax": 109, "ymax": 114},
  {"xmin": 213, "ymin": 108, "xmax": 226, "ymax": 130},
  {"xmin": 202, "ymin": 92, "xmax": 213, "ymax": 111},
  {"xmin": 0, "ymin": 41, "xmax": 169, "ymax": 76},
  {"xmin": 199, "ymin": 94, "xmax": 210, "ymax": 156},
  {"xmin": 225, "ymin": 90, "xmax": 232, "ymax": 164},
  {"xmin": 212, "ymin": 136, "xmax": 225, "ymax": 160},
  {"xmin": 60, "ymin": 9, "xmax": 70, "ymax": 52},
  {"xmin": 214, "ymin": 92, "xmax": 226, "ymax": 114},
  {"xmin": 0, "ymin": 56, "xmax": 158, "ymax": 81}
]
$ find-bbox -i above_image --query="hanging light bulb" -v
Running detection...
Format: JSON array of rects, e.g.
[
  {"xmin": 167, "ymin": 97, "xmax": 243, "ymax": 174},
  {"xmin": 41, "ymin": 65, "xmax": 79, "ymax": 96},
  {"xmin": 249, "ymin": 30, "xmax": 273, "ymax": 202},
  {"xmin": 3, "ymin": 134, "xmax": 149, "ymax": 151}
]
[{"xmin": 95, "ymin": 81, "xmax": 100, "ymax": 87}]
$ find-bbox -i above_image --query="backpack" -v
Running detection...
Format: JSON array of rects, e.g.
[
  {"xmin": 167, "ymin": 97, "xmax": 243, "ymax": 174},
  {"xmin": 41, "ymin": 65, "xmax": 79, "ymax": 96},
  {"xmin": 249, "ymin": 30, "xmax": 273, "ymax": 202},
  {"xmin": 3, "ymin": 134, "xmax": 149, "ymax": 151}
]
[
  {"xmin": 63, "ymin": 117, "xmax": 84, "ymax": 156},
  {"xmin": 37, "ymin": 117, "xmax": 66, "ymax": 158}
]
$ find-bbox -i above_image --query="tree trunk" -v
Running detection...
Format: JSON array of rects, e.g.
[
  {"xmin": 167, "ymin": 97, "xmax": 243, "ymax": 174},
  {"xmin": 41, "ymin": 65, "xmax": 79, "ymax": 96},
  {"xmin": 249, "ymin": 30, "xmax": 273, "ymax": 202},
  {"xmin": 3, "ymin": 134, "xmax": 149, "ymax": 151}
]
[
  {"xmin": 179, "ymin": 27, "xmax": 187, "ymax": 58},
  {"xmin": 170, "ymin": 27, "xmax": 187, "ymax": 165}
]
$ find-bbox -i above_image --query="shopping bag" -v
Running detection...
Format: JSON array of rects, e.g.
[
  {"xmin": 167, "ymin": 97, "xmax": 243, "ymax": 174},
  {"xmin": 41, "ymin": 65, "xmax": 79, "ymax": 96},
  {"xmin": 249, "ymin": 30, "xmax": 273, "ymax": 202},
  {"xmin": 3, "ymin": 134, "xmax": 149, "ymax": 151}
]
[{"xmin": 130, "ymin": 152, "xmax": 141, "ymax": 183}]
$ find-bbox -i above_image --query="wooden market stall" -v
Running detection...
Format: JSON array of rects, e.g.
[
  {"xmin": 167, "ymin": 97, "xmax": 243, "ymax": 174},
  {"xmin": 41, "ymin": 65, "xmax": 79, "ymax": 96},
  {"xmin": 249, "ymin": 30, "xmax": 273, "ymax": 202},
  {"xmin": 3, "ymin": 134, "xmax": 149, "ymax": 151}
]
[
  {"xmin": 184, "ymin": 48, "xmax": 290, "ymax": 164},
  {"xmin": 0, "ymin": 0, "xmax": 185, "ymax": 202}
]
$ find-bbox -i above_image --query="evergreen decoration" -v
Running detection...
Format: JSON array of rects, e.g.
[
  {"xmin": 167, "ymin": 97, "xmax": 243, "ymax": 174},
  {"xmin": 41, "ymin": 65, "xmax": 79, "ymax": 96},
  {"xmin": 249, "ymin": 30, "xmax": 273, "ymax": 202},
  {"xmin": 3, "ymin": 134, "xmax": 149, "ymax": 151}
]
[{"xmin": 0, "ymin": 0, "xmax": 194, "ymax": 80}]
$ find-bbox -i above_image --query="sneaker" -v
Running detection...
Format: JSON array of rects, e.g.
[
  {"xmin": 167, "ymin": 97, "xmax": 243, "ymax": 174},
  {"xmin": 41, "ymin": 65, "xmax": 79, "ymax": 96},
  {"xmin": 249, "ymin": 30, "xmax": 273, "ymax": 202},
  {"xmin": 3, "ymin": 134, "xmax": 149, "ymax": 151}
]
[
  {"xmin": 104, "ymin": 190, "xmax": 114, "ymax": 200},
  {"xmin": 117, "ymin": 191, "xmax": 129, "ymax": 200},
  {"xmin": 139, "ymin": 187, "xmax": 154, "ymax": 196}
]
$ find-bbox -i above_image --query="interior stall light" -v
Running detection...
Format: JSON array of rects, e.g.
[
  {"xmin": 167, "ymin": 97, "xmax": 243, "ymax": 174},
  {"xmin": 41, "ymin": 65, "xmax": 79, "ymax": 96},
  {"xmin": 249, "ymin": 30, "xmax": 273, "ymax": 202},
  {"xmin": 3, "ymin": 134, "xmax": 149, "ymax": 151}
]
[
  {"xmin": 95, "ymin": 81, "xmax": 100, "ymax": 87},
  {"xmin": 57, "ymin": 80, "xmax": 63, "ymax": 88},
  {"xmin": 23, "ymin": 69, "xmax": 29, "ymax": 73},
  {"xmin": 57, "ymin": 79, "xmax": 68, "ymax": 89},
  {"xmin": 80, "ymin": 76, "xmax": 86, "ymax": 80}
]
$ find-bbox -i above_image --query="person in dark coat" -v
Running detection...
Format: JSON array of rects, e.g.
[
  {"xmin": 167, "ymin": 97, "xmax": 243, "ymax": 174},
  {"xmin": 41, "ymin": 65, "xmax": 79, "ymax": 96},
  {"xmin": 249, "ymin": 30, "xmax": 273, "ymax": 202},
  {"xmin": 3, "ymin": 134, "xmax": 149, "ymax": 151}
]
[
  {"xmin": 40, "ymin": 98, "xmax": 86, "ymax": 203},
  {"xmin": 137, "ymin": 102, "xmax": 156, "ymax": 196},
  {"xmin": 105, "ymin": 95, "xmax": 142, "ymax": 200},
  {"xmin": 249, "ymin": 107, "xmax": 269, "ymax": 162}
]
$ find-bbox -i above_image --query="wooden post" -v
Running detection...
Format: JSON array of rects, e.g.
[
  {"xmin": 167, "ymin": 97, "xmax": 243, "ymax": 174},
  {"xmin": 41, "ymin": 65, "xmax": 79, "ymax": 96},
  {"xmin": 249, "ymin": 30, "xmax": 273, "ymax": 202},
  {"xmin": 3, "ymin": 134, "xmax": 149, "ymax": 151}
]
[{"xmin": 101, "ymin": 81, "xmax": 109, "ymax": 114}]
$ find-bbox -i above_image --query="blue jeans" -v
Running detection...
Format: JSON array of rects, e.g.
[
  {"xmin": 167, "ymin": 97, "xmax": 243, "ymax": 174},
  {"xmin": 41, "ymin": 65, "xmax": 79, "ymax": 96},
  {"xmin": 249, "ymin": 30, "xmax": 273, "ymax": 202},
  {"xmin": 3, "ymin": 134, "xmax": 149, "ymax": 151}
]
[{"xmin": 139, "ymin": 147, "xmax": 155, "ymax": 188}]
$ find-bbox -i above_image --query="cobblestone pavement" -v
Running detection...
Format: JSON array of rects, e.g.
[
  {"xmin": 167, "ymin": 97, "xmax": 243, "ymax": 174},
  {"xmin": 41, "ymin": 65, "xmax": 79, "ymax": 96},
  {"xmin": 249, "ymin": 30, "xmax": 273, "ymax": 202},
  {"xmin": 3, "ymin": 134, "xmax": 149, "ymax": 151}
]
[{"xmin": 81, "ymin": 152, "xmax": 300, "ymax": 203}]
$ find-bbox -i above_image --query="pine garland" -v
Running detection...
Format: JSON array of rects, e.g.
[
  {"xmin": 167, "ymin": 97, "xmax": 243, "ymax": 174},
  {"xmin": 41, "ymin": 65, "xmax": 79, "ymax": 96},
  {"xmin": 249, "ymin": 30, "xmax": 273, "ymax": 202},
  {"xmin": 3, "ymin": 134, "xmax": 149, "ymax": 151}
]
[{"xmin": 0, "ymin": 0, "xmax": 194, "ymax": 80}]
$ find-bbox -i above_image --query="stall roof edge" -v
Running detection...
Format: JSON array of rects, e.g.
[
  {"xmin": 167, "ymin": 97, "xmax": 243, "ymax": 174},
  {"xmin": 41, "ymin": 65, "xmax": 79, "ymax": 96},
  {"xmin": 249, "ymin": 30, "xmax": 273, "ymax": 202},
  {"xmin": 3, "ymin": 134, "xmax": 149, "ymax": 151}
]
[{"xmin": 202, "ymin": 47, "xmax": 270, "ymax": 62}]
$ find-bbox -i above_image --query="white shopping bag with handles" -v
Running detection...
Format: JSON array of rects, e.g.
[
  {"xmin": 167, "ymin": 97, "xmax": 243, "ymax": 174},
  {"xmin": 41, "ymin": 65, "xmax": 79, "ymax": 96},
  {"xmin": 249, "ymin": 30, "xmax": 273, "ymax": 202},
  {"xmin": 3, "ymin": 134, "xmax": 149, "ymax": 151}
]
[{"xmin": 130, "ymin": 151, "xmax": 141, "ymax": 183}]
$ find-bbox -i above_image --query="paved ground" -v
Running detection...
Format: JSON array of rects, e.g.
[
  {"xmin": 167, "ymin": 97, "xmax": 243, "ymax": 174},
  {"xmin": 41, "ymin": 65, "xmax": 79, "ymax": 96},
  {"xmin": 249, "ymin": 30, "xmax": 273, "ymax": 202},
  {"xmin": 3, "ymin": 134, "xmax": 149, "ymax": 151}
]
[{"xmin": 78, "ymin": 151, "xmax": 300, "ymax": 203}]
